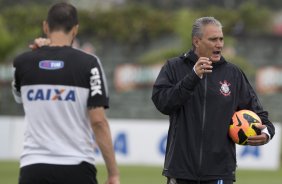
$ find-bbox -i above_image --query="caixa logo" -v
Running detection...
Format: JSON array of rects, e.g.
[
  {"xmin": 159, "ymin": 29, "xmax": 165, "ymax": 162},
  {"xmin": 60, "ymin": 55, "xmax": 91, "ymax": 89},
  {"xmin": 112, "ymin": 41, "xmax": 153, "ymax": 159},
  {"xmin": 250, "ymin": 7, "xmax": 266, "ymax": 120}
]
[{"xmin": 27, "ymin": 88, "xmax": 76, "ymax": 102}]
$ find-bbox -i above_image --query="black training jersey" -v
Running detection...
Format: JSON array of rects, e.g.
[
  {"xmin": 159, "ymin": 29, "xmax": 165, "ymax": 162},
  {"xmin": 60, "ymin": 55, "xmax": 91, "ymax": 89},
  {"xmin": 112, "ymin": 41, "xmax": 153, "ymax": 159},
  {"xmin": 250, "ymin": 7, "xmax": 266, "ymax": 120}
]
[{"xmin": 12, "ymin": 46, "xmax": 109, "ymax": 167}]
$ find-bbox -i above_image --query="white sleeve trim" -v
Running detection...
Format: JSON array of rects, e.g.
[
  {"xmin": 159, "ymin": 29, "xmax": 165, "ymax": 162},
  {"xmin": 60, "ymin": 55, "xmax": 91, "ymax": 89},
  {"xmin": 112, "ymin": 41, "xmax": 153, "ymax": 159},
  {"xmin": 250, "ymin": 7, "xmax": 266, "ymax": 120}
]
[
  {"xmin": 193, "ymin": 65, "xmax": 203, "ymax": 79},
  {"xmin": 262, "ymin": 127, "xmax": 271, "ymax": 142},
  {"xmin": 11, "ymin": 81, "xmax": 22, "ymax": 103}
]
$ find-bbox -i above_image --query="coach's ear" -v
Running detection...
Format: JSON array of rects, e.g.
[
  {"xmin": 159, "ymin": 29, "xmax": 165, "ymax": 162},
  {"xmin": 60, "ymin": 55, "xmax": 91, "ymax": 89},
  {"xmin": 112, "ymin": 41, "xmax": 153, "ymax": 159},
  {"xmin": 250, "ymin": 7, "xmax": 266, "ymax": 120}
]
[
  {"xmin": 43, "ymin": 20, "xmax": 49, "ymax": 36},
  {"xmin": 193, "ymin": 36, "xmax": 200, "ymax": 48}
]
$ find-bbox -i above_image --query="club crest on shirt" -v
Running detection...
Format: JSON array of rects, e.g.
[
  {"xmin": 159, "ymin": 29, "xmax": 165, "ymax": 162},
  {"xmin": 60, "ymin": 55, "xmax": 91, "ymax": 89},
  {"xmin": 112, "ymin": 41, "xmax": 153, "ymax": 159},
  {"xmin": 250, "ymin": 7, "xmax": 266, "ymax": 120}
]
[{"xmin": 219, "ymin": 80, "xmax": 231, "ymax": 96}]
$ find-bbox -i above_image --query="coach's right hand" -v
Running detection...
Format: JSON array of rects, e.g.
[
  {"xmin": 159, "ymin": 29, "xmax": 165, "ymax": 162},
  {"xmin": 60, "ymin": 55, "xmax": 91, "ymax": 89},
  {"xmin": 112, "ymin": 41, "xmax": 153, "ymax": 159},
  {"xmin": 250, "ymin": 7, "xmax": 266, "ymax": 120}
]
[{"xmin": 194, "ymin": 57, "xmax": 213, "ymax": 78}]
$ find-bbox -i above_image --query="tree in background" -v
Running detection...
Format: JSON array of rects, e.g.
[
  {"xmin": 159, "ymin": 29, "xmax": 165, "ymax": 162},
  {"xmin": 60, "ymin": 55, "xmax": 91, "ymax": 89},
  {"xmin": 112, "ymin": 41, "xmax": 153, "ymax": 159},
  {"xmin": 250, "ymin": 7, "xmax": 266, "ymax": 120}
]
[
  {"xmin": 128, "ymin": 0, "xmax": 282, "ymax": 10},
  {"xmin": 0, "ymin": 1, "xmax": 273, "ymax": 70}
]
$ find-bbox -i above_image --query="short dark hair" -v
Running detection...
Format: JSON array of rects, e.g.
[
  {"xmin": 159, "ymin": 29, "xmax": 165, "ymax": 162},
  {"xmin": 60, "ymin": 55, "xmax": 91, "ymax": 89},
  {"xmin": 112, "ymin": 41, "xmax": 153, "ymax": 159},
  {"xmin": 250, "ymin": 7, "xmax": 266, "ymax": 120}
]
[{"xmin": 47, "ymin": 2, "xmax": 78, "ymax": 33}]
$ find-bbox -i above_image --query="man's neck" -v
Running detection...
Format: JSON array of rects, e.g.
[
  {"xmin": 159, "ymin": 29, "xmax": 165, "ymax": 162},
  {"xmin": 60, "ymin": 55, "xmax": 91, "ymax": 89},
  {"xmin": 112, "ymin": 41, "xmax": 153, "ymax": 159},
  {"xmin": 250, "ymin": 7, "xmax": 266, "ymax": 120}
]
[{"xmin": 48, "ymin": 32, "xmax": 73, "ymax": 47}]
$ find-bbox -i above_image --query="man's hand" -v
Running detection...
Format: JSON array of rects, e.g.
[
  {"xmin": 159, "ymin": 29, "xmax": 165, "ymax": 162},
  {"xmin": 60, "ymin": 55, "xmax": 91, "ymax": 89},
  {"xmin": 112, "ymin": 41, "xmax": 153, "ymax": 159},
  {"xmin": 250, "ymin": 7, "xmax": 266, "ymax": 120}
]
[
  {"xmin": 194, "ymin": 57, "xmax": 213, "ymax": 78},
  {"xmin": 29, "ymin": 38, "xmax": 51, "ymax": 50},
  {"xmin": 247, "ymin": 124, "xmax": 269, "ymax": 146},
  {"xmin": 105, "ymin": 175, "xmax": 120, "ymax": 184},
  {"xmin": 88, "ymin": 107, "xmax": 120, "ymax": 184}
]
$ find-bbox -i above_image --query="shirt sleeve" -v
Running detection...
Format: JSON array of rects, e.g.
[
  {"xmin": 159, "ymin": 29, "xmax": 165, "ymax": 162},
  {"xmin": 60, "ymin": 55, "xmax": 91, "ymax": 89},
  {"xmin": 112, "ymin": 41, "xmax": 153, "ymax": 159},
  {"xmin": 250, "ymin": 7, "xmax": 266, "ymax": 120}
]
[
  {"xmin": 87, "ymin": 56, "xmax": 109, "ymax": 109},
  {"xmin": 237, "ymin": 69, "xmax": 275, "ymax": 139},
  {"xmin": 193, "ymin": 65, "xmax": 203, "ymax": 79},
  {"xmin": 11, "ymin": 60, "xmax": 22, "ymax": 104},
  {"xmin": 262, "ymin": 127, "xmax": 271, "ymax": 142},
  {"xmin": 152, "ymin": 60, "xmax": 200, "ymax": 115}
]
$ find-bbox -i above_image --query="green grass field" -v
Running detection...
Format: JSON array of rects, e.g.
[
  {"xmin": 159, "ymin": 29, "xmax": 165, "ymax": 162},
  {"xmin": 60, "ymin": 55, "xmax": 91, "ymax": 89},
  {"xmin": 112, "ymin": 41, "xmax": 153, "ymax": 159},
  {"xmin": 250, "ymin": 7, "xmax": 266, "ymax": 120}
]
[{"xmin": 0, "ymin": 161, "xmax": 281, "ymax": 184}]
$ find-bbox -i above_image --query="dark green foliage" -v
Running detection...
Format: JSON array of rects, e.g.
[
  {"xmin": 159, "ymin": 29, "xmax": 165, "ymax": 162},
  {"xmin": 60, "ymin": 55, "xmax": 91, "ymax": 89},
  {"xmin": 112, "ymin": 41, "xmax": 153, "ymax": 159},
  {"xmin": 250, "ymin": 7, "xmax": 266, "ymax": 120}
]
[
  {"xmin": 0, "ymin": 2, "xmax": 273, "ymax": 67},
  {"xmin": 79, "ymin": 5, "xmax": 174, "ymax": 44},
  {"xmin": 0, "ymin": 4, "xmax": 47, "ymax": 61}
]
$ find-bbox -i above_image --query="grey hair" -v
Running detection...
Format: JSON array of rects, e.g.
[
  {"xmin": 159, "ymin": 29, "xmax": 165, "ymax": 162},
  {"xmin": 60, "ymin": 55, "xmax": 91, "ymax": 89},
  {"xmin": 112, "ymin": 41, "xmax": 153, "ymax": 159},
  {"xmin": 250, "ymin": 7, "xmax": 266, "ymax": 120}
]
[{"xmin": 192, "ymin": 17, "xmax": 222, "ymax": 48}]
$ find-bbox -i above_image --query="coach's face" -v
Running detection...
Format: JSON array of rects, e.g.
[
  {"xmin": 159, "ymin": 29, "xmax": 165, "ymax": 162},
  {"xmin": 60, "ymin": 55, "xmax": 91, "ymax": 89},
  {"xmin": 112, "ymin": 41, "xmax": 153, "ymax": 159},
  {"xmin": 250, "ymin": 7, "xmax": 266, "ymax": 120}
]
[{"xmin": 193, "ymin": 24, "xmax": 224, "ymax": 62}]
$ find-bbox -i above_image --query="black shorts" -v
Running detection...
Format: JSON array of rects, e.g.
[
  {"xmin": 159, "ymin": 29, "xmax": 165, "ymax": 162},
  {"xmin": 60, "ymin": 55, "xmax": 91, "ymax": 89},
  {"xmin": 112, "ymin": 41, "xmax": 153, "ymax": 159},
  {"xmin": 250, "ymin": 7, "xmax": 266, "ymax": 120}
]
[
  {"xmin": 167, "ymin": 178, "xmax": 233, "ymax": 184},
  {"xmin": 19, "ymin": 161, "xmax": 98, "ymax": 184}
]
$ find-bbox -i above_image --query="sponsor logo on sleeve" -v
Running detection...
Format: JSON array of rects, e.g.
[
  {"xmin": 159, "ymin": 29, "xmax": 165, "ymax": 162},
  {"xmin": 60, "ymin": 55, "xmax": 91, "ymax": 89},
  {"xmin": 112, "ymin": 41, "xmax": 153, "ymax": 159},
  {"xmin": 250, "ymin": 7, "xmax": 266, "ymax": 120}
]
[{"xmin": 90, "ymin": 67, "xmax": 102, "ymax": 96}]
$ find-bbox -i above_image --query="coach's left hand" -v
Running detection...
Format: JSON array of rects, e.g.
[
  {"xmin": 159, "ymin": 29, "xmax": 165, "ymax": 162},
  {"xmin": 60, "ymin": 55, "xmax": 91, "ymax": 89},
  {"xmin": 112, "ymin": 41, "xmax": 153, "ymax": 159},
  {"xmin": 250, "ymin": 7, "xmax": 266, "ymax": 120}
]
[{"xmin": 247, "ymin": 124, "xmax": 269, "ymax": 146}]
